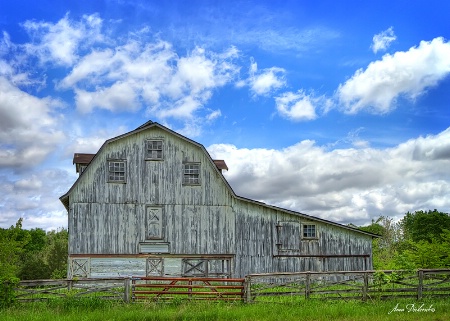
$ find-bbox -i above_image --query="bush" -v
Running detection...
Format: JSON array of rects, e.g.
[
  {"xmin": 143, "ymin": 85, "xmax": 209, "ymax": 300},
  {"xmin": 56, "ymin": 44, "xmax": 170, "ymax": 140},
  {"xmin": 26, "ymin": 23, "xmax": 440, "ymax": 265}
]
[{"xmin": 0, "ymin": 276, "xmax": 19, "ymax": 309}]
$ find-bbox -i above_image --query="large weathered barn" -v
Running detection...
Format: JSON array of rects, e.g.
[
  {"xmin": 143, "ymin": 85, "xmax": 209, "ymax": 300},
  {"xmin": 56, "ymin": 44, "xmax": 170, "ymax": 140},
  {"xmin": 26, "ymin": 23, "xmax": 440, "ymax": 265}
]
[{"xmin": 60, "ymin": 121, "xmax": 377, "ymax": 278}]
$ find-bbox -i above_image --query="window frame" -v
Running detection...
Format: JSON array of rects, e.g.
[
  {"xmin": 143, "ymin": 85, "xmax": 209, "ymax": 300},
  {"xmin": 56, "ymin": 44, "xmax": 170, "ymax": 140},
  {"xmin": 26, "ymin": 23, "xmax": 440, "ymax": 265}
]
[
  {"xmin": 107, "ymin": 159, "xmax": 127, "ymax": 183},
  {"xmin": 182, "ymin": 162, "xmax": 201, "ymax": 185},
  {"xmin": 302, "ymin": 223, "xmax": 318, "ymax": 239},
  {"xmin": 145, "ymin": 139, "xmax": 164, "ymax": 160}
]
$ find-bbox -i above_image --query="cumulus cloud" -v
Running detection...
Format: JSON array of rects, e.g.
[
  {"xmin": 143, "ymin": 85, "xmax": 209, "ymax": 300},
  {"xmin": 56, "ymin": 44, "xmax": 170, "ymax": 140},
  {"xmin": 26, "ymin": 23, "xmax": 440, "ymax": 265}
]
[
  {"xmin": 0, "ymin": 169, "xmax": 73, "ymax": 230},
  {"xmin": 21, "ymin": 13, "xmax": 104, "ymax": 66},
  {"xmin": 275, "ymin": 91, "xmax": 317, "ymax": 121},
  {"xmin": 58, "ymin": 34, "xmax": 239, "ymax": 120},
  {"xmin": 240, "ymin": 59, "xmax": 286, "ymax": 96},
  {"xmin": 371, "ymin": 27, "xmax": 396, "ymax": 53},
  {"xmin": 7, "ymin": 14, "xmax": 239, "ymax": 125},
  {"xmin": 275, "ymin": 90, "xmax": 333, "ymax": 121},
  {"xmin": 337, "ymin": 37, "xmax": 450, "ymax": 114},
  {"xmin": 208, "ymin": 128, "xmax": 450, "ymax": 225},
  {"xmin": 0, "ymin": 77, "xmax": 65, "ymax": 170}
]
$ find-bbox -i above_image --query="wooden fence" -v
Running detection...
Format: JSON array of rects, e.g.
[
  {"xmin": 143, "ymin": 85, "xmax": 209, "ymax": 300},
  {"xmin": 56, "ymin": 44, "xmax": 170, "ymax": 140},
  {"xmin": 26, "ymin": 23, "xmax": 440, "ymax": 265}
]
[
  {"xmin": 245, "ymin": 269, "xmax": 450, "ymax": 302},
  {"xmin": 132, "ymin": 277, "xmax": 245, "ymax": 301},
  {"xmin": 13, "ymin": 269, "xmax": 450, "ymax": 304},
  {"xmin": 15, "ymin": 278, "xmax": 131, "ymax": 303}
]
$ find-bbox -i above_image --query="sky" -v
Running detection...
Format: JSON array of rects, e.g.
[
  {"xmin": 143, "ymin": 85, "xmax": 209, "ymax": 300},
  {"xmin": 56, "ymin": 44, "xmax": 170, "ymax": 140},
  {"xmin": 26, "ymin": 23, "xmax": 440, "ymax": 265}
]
[{"xmin": 1, "ymin": 0, "xmax": 450, "ymax": 231}]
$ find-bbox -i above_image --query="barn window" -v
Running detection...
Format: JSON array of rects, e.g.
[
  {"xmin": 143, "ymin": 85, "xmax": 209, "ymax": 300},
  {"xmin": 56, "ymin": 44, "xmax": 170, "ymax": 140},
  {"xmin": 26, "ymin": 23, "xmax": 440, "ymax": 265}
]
[
  {"xmin": 107, "ymin": 160, "xmax": 126, "ymax": 183},
  {"xmin": 145, "ymin": 140, "xmax": 163, "ymax": 160},
  {"xmin": 183, "ymin": 163, "xmax": 200, "ymax": 185},
  {"xmin": 302, "ymin": 224, "xmax": 317, "ymax": 239}
]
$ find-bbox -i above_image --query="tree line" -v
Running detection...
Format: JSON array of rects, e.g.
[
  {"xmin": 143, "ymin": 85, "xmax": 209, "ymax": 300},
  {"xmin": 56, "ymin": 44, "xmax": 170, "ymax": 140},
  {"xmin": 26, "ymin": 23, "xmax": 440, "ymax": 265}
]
[
  {"xmin": 356, "ymin": 209, "xmax": 450, "ymax": 270},
  {"xmin": 0, "ymin": 218, "xmax": 68, "ymax": 281},
  {"xmin": 1, "ymin": 209, "xmax": 449, "ymax": 282}
]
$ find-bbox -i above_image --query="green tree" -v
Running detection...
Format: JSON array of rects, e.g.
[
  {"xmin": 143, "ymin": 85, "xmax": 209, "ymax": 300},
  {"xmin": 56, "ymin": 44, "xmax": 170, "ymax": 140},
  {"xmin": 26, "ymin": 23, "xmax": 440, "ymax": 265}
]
[
  {"xmin": 45, "ymin": 229, "xmax": 68, "ymax": 279},
  {"xmin": 18, "ymin": 228, "xmax": 51, "ymax": 280},
  {"xmin": 359, "ymin": 216, "xmax": 406, "ymax": 269},
  {"xmin": 401, "ymin": 229, "xmax": 450, "ymax": 269},
  {"xmin": 399, "ymin": 209, "xmax": 450, "ymax": 243},
  {"xmin": 0, "ymin": 219, "xmax": 30, "ymax": 279}
]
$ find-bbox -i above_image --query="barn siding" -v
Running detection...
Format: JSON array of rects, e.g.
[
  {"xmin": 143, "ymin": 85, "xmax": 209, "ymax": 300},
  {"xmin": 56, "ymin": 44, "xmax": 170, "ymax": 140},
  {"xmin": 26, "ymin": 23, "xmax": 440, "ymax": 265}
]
[{"xmin": 67, "ymin": 124, "xmax": 373, "ymax": 278}]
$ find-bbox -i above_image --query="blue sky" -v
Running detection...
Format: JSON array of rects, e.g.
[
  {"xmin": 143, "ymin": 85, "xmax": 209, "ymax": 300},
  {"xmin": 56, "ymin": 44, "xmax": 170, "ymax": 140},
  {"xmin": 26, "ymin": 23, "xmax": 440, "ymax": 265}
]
[{"xmin": 1, "ymin": 0, "xmax": 449, "ymax": 230}]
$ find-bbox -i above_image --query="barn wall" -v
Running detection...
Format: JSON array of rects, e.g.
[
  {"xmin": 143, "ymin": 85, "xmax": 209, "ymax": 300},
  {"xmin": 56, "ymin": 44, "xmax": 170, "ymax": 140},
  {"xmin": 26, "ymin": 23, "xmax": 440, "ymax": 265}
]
[
  {"xmin": 233, "ymin": 199, "xmax": 373, "ymax": 277},
  {"xmin": 68, "ymin": 126, "xmax": 234, "ymax": 255}
]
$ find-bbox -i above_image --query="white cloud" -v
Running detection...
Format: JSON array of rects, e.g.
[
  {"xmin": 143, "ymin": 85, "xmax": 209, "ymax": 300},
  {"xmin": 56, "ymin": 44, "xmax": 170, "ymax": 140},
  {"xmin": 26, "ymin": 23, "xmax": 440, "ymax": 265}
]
[
  {"xmin": 14, "ymin": 175, "xmax": 43, "ymax": 190},
  {"xmin": 57, "ymin": 31, "xmax": 238, "ymax": 120},
  {"xmin": 337, "ymin": 37, "xmax": 450, "ymax": 114},
  {"xmin": 371, "ymin": 27, "xmax": 396, "ymax": 53},
  {"xmin": 243, "ymin": 59, "xmax": 286, "ymax": 96},
  {"xmin": 75, "ymin": 81, "xmax": 140, "ymax": 113},
  {"xmin": 0, "ymin": 77, "xmax": 65, "ymax": 170},
  {"xmin": 22, "ymin": 13, "xmax": 103, "ymax": 66},
  {"xmin": 206, "ymin": 109, "xmax": 222, "ymax": 121},
  {"xmin": 0, "ymin": 169, "xmax": 73, "ymax": 231},
  {"xmin": 275, "ymin": 91, "xmax": 317, "ymax": 121},
  {"xmin": 208, "ymin": 127, "xmax": 450, "ymax": 225},
  {"xmin": 275, "ymin": 90, "xmax": 333, "ymax": 121}
]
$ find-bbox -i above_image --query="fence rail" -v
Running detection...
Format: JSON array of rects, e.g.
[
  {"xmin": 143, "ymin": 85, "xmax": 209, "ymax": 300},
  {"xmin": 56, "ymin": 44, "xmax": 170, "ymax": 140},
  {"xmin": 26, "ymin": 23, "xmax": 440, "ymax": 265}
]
[
  {"xmin": 245, "ymin": 269, "xmax": 450, "ymax": 302},
  {"xmin": 12, "ymin": 269, "xmax": 450, "ymax": 304},
  {"xmin": 15, "ymin": 278, "xmax": 131, "ymax": 303},
  {"xmin": 132, "ymin": 277, "xmax": 245, "ymax": 301}
]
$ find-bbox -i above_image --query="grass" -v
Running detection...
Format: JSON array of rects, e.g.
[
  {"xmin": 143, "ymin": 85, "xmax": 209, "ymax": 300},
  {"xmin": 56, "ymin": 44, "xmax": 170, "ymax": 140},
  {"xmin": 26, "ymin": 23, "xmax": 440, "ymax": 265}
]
[{"xmin": 1, "ymin": 297, "xmax": 449, "ymax": 321}]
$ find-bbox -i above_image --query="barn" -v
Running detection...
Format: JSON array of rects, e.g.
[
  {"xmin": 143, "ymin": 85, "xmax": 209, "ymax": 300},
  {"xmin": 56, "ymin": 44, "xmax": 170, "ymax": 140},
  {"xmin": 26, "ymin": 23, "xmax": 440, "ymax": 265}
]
[{"xmin": 60, "ymin": 120, "xmax": 377, "ymax": 279}]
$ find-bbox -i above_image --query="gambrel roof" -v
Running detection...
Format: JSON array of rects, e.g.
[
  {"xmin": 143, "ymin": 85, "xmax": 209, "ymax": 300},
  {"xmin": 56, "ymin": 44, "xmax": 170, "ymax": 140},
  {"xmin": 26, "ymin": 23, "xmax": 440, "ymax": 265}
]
[{"xmin": 60, "ymin": 120, "xmax": 379, "ymax": 238}]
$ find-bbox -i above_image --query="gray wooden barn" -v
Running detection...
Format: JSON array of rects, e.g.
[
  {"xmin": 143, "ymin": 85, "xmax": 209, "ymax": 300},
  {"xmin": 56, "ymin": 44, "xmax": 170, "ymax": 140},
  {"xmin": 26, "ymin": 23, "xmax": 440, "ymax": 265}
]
[{"xmin": 60, "ymin": 121, "xmax": 377, "ymax": 278}]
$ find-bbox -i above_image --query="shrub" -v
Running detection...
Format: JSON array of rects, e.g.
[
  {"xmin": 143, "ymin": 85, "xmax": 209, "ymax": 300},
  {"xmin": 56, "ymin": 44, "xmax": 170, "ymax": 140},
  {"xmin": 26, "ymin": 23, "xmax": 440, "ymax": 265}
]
[{"xmin": 0, "ymin": 276, "xmax": 19, "ymax": 309}]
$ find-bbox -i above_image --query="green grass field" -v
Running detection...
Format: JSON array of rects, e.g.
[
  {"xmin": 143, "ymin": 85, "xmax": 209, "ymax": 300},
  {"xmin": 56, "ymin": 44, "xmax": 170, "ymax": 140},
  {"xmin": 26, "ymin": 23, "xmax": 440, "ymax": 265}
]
[{"xmin": 1, "ymin": 297, "xmax": 449, "ymax": 321}]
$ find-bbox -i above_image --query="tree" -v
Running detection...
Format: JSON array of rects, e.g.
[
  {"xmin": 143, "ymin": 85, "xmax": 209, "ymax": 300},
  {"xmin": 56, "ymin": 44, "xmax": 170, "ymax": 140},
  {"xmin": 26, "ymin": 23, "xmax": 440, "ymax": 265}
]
[
  {"xmin": 45, "ymin": 229, "xmax": 69, "ymax": 279},
  {"xmin": 401, "ymin": 229, "xmax": 450, "ymax": 269},
  {"xmin": 359, "ymin": 216, "xmax": 405, "ymax": 269},
  {"xmin": 399, "ymin": 209, "xmax": 450, "ymax": 243},
  {"xmin": 0, "ymin": 219, "xmax": 30, "ymax": 279}
]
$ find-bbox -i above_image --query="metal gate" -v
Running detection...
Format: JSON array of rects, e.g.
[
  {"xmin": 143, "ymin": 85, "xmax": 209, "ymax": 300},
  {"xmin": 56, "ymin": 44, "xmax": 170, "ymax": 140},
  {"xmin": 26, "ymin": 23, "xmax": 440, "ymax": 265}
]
[{"xmin": 132, "ymin": 276, "xmax": 245, "ymax": 301}]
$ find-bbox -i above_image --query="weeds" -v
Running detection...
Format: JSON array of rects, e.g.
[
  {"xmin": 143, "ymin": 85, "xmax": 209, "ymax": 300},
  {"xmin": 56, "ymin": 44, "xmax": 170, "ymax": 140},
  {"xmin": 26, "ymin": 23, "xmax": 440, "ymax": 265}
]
[{"xmin": 1, "ymin": 298, "xmax": 449, "ymax": 321}]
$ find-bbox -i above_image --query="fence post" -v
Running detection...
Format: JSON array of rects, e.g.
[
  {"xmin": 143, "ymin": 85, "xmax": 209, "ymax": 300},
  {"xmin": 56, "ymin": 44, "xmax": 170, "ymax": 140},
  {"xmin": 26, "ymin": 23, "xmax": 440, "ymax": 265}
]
[
  {"xmin": 417, "ymin": 269, "xmax": 423, "ymax": 300},
  {"xmin": 244, "ymin": 276, "xmax": 252, "ymax": 303},
  {"xmin": 188, "ymin": 279, "xmax": 192, "ymax": 298},
  {"xmin": 305, "ymin": 272, "xmax": 311, "ymax": 299},
  {"xmin": 67, "ymin": 279, "xmax": 73, "ymax": 292},
  {"xmin": 124, "ymin": 278, "xmax": 131, "ymax": 303},
  {"xmin": 362, "ymin": 272, "xmax": 368, "ymax": 302}
]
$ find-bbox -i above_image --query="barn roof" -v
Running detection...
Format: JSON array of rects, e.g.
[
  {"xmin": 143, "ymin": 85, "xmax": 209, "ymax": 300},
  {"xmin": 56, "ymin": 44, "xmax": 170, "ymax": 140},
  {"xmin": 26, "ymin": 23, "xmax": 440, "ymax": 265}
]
[
  {"xmin": 73, "ymin": 153, "xmax": 95, "ymax": 165},
  {"xmin": 60, "ymin": 120, "xmax": 379, "ymax": 239}
]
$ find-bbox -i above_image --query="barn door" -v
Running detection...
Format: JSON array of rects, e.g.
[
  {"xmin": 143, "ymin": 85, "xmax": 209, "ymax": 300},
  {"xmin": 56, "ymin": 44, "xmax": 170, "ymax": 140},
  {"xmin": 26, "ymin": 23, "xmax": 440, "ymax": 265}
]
[
  {"xmin": 146, "ymin": 207, "xmax": 164, "ymax": 239},
  {"xmin": 276, "ymin": 221, "xmax": 301, "ymax": 251}
]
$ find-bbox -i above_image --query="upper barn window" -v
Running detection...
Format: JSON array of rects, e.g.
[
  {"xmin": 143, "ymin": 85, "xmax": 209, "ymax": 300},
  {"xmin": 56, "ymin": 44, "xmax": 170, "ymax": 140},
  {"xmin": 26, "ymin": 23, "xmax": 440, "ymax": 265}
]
[
  {"xmin": 107, "ymin": 160, "xmax": 126, "ymax": 183},
  {"xmin": 302, "ymin": 224, "xmax": 317, "ymax": 239},
  {"xmin": 183, "ymin": 163, "xmax": 200, "ymax": 185},
  {"xmin": 145, "ymin": 140, "xmax": 163, "ymax": 160}
]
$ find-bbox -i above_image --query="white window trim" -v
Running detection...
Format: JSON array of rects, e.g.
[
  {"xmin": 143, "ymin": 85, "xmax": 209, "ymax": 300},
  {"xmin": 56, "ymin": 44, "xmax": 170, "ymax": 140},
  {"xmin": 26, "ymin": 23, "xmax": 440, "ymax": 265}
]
[
  {"xmin": 301, "ymin": 223, "xmax": 318, "ymax": 239},
  {"xmin": 107, "ymin": 159, "xmax": 127, "ymax": 183},
  {"xmin": 182, "ymin": 162, "xmax": 201, "ymax": 185},
  {"xmin": 145, "ymin": 139, "xmax": 164, "ymax": 160}
]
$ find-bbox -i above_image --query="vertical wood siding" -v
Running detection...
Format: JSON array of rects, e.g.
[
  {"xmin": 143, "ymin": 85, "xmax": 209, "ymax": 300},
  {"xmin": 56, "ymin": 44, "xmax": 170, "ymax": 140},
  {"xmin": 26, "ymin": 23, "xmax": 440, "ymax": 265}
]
[{"xmin": 68, "ymin": 125, "xmax": 373, "ymax": 278}]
